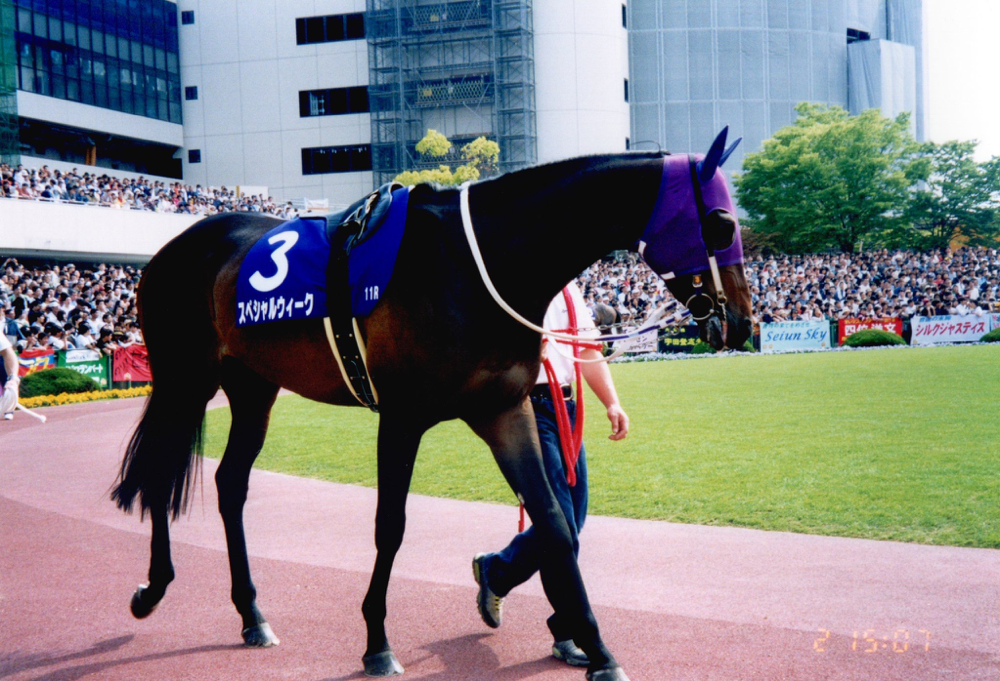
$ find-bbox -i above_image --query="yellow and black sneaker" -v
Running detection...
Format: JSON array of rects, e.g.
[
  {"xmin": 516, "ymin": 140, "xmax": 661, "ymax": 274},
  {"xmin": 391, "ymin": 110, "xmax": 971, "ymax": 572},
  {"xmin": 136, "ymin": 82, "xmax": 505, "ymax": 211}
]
[{"xmin": 472, "ymin": 553, "xmax": 503, "ymax": 628}]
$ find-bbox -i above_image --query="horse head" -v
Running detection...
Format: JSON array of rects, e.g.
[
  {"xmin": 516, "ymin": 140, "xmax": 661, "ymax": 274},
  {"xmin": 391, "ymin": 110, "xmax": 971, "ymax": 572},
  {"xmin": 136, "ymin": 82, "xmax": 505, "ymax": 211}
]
[{"xmin": 635, "ymin": 127, "xmax": 754, "ymax": 350}]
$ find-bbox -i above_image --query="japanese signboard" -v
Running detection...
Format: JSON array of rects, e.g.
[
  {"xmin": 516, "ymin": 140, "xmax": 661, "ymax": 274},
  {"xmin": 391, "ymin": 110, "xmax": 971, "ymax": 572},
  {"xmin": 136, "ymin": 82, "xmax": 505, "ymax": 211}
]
[
  {"xmin": 759, "ymin": 320, "xmax": 831, "ymax": 352},
  {"xmin": 113, "ymin": 345, "xmax": 152, "ymax": 382},
  {"xmin": 991, "ymin": 313, "xmax": 1000, "ymax": 331},
  {"xmin": 614, "ymin": 329, "xmax": 658, "ymax": 354},
  {"xmin": 17, "ymin": 348, "xmax": 56, "ymax": 377},
  {"xmin": 58, "ymin": 349, "xmax": 111, "ymax": 388},
  {"xmin": 837, "ymin": 318, "xmax": 903, "ymax": 344},
  {"xmin": 911, "ymin": 315, "xmax": 990, "ymax": 346},
  {"xmin": 658, "ymin": 325, "xmax": 702, "ymax": 353}
]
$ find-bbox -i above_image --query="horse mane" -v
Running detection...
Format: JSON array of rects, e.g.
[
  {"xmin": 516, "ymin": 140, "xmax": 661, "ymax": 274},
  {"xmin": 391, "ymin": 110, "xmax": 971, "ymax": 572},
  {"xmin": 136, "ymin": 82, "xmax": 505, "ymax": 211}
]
[{"xmin": 408, "ymin": 150, "xmax": 667, "ymax": 202}]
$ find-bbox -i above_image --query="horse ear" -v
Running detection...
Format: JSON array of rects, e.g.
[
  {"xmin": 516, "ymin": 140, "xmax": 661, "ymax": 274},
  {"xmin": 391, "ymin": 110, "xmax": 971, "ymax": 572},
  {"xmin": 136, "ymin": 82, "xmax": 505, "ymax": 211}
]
[
  {"xmin": 719, "ymin": 137, "xmax": 742, "ymax": 168},
  {"xmin": 697, "ymin": 126, "xmax": 729, "ymax": 183}
]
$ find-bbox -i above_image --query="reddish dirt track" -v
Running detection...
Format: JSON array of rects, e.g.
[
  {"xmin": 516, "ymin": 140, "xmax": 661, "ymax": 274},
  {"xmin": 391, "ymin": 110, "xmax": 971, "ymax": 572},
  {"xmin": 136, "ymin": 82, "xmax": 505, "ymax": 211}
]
[{"xmin": 1, "ymin": 396, "xmax": 998, "ymax": 680}]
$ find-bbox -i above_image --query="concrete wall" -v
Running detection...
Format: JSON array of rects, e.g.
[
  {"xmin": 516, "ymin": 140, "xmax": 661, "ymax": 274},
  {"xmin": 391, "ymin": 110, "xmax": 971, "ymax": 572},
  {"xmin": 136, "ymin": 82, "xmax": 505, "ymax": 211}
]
[
  {"xmin": 534, "ymin": 0, "xmax": 631, "ymax": 163},
  {"xmin": 848, "ymin": 39, "xmax": 917, "ymax": 136},
  {"xmin": 175, "ymin": 0, "xmax": 372, "ymax": 205},
  {"xmin": 16, "ymin": 91, "xmax": 184, "ymax": 148},
  {"xmin": 0, "ymin": 199, "xmax": 199, "ymax": 262}
]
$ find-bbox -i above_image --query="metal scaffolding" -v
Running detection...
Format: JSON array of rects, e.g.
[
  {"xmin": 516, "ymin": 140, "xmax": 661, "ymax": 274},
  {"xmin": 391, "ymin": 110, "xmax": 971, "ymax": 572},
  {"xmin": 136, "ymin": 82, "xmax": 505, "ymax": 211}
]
[
  {"xmin": 366, "ymin": 0, "xmax": 535, "ymax": 185},
  {"xmin": 0, "ymin": 0, "xmax": 19, "ymax": 166}
]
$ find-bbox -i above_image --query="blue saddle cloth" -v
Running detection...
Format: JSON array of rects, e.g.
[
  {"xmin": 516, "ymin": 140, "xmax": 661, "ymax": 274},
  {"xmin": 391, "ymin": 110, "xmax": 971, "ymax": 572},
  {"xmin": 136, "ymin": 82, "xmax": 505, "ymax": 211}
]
[{"xmin": 236, "ymin": 187, "xmax": 409, "ymax": 327}]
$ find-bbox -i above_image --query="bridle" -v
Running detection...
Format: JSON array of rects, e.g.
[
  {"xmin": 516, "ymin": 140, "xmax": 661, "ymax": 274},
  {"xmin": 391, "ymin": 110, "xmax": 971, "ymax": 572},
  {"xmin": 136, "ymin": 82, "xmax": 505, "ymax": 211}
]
[
  {"xmin": 684, "ymin": 156, "xmax": 730, "ymax": 329},
  {"xmin": 458, "ymin": 156, "xmax": 737, "ymax": 363}
]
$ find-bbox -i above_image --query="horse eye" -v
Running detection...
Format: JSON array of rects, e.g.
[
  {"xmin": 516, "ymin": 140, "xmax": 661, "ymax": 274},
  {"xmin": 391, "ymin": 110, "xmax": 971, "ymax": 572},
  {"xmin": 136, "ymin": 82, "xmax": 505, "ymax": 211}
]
[{"xmin": 707, "ymin": 210, "xmax": 736, "ymax": 250}]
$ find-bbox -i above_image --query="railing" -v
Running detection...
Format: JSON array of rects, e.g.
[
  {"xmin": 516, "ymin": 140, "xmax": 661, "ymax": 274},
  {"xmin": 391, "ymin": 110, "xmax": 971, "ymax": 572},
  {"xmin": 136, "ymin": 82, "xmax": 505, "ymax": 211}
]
[{"xmin": 0, "ymin": 191, "xmax": 276, "ymax": 214}]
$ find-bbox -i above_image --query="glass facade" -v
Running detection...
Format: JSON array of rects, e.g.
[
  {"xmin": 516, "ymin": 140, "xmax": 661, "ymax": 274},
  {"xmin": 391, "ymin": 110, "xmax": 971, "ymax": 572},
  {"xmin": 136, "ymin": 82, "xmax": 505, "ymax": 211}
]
[
  {"xmin": 299, "ymin": 86, "xmax": 369, "ymax": 117},
  {"xmin": 295, "ymin": 13, "xmax": 365, "ymax": 46},
  {"xmin": 13, "ymin": 0, "xmax": 181, "ymax": 124},
  {"xmin": 628, "ymin": 0, "xmax": 925, "ymax": 169},
  {"xmin": 301, "ymin": 144, "xmax": 372, "ymax": 175}
]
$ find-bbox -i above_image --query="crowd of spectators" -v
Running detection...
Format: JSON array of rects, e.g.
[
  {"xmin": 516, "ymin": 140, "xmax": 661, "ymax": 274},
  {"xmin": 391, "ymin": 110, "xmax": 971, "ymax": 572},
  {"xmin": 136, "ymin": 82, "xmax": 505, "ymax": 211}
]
[
  {"xmin": 2, "ymin": 258, "xmax": 143, "ymax": 356},
  {"xmin": 578, "ymin": 247, "xmax": 1000, "ymax": 326},
  {"xmin": 5, "ymin": 246, "xmax": 999, "ymax": 355},
  {"xmin": 1, "ymin": 163, "xmax": 297, "ymax": 218}
]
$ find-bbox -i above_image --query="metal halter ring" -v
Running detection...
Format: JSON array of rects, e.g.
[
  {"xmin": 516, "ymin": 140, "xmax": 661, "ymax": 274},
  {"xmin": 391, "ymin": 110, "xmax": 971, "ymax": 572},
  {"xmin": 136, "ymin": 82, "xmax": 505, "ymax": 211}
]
[{"xmin": 684, "ymin": 275, "xmax": 712, "ymax": 321}]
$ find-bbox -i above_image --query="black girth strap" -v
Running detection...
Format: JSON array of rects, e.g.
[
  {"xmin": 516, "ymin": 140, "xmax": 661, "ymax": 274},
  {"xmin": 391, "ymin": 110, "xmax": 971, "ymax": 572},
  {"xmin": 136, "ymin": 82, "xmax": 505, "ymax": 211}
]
[
  {"xmin": 319, "ymin": 183, "xmax": 404, "ymax": 413},
  {"xmin": 324, "ymin": 255, "xmax": 379, "ymax": 412}
]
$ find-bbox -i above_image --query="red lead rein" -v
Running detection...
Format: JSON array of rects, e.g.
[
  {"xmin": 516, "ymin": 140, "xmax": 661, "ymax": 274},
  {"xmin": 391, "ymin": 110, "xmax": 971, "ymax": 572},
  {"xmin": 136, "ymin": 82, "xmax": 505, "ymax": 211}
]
[{"xmin": 518, "ymin": 287, "xmax": 592, "ymax": 532}]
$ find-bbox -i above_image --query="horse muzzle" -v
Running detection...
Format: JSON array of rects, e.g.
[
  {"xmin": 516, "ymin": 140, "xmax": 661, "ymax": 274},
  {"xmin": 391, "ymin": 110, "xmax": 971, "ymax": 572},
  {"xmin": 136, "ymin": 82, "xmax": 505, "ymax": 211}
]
[{"xmin": 699, "ymin": 311, "xmax": 752, "ymax": 351}]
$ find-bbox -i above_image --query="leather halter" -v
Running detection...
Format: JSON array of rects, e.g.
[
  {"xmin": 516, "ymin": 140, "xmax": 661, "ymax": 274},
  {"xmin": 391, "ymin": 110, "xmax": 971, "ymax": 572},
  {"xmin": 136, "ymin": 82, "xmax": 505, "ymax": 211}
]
[{"xmin": 686, "ymin": 157, "xmax": 729, "ymax": 327}]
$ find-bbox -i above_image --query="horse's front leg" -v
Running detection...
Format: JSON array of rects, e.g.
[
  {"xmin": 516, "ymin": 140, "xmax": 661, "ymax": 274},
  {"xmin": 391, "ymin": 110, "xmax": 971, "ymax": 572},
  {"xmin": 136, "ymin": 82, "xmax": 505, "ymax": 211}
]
[
  {"xmin": 361, "ymin": 414, "xmax": 425, "ymax": 677},
  {"xmin": 469, "ymin": 399, "xmax": 629, "ymax": 681}
]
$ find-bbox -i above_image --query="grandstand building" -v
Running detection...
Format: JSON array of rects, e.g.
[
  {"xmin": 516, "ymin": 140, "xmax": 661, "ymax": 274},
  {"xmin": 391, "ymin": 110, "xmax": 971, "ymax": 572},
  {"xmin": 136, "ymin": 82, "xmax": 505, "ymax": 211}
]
[
  {"xmin": 8, "ymin": 0, "xmax": 183, "ymax": 177},
  {"xmin": 3, "ymin": 0, "xmax": 925, "ymax": 208},
  {"xmin": 627, "ymin": 0, "xmax": 927, "ymax": 169}
]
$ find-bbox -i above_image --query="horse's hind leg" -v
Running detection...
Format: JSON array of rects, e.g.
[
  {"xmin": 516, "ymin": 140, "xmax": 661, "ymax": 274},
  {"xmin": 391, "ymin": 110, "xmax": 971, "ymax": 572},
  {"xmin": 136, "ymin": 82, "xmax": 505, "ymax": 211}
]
[
  {"xmin": 361, "ymin": 414, "xmax": 426, "ymax": 676},
  {"xmin": 216, "ymin": 359, "xmax": 280, "ymax": 647},
  {"xmin": 469, "ymin": 399, "xmax": 628, "ymax": 681}
]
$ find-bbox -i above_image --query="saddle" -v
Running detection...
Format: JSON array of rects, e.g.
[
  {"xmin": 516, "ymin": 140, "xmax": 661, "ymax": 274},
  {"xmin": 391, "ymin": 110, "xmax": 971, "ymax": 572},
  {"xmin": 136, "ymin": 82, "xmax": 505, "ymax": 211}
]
[
  {"xmin": 321, "ymin": 181, "xmax": 405, "ymax": 413},
  {"xmin": 323, "ymin": 181, "xmax": 404, "ymax": 257}
]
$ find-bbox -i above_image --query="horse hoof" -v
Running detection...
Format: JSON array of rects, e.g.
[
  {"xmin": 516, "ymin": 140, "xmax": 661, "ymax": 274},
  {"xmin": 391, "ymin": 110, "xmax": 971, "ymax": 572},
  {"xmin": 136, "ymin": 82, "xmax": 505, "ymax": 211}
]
[
  {"xmin": 363, "ymin": 650, "xmax": 404, "ymax": 677},
  {"xmin": 587, "ymin": 667, "xmax": 631, "ymax": 681},
  {"xmin": 242, "ymin": 622, "xmax": 280, "ymax": 648},
  {"xmin": 130, "ymin": 584, "xmax": 159, "ymax": 619}
]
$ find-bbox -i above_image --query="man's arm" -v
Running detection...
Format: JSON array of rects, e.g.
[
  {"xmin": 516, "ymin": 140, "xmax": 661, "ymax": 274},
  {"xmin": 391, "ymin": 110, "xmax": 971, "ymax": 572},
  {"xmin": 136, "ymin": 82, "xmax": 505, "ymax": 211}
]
[
  {"xmin": 580, "ymin": 348, "xmax": 629, "ymax": 441},
  {"xmin": 2, "ymin": 346, "xmax": 18, "ymax": 387}
]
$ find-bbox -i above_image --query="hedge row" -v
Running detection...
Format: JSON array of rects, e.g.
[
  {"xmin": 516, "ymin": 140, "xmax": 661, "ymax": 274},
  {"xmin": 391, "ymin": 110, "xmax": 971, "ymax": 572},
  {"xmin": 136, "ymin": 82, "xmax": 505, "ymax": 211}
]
[{"xmin": 19, "ymin": 385, "xmax": 152, "ymax": 409}]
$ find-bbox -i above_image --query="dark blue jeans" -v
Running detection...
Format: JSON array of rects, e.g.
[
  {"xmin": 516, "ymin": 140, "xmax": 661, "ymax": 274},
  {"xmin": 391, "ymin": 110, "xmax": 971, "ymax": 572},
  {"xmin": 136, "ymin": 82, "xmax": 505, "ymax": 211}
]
[{"xmin": 485, "ymin": 394, "xmax": 588, "ymax": 641}]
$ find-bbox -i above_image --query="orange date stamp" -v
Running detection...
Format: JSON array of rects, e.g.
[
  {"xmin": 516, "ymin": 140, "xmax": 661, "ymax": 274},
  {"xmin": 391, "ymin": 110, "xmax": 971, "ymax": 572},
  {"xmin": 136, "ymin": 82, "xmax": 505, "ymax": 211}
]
[{"xmin": 813, "ymin": 629, "xmax": 931, "ymax": 653}]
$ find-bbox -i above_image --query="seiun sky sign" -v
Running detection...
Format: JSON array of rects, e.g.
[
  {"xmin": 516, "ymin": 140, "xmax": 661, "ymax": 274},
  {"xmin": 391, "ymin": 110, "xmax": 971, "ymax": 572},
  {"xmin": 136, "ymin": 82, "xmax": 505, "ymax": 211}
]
[{"xmin": 760, "ymin": 320, "xmax": 831, "ymax": 352}]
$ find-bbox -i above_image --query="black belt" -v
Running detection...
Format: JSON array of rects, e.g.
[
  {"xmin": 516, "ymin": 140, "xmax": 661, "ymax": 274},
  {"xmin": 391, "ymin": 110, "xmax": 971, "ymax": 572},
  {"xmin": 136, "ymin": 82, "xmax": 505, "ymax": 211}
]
[{"xmin": 530, "ymin": 384, "xmax": 572, "ymax": 400}]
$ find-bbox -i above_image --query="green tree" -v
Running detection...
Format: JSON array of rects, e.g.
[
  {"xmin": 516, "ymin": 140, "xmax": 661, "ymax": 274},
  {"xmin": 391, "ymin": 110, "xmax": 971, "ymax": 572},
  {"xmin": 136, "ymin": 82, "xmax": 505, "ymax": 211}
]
[
  {"xmin": 900, "ymin": 141, "xmax": 999, "ymax": 250},
  {"xmin": 395, "ymin": 130, "xmax": 501, "ymax": 186},
  {"xmin": 735, "ymin": 103, "xmax": 924, "ymax": 253}
]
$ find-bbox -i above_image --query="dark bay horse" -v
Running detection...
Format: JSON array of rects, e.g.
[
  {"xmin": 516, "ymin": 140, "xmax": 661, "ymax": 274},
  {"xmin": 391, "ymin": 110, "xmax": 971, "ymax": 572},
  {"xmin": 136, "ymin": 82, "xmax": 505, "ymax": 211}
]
[{"xmin": 111, "ymin": 131, "xmax": 753, "ymax": 681}]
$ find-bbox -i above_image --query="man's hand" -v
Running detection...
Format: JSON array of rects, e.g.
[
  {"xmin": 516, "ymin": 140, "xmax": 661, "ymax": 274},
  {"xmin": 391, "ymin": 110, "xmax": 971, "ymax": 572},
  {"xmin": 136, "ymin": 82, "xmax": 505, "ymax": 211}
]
[{"xmin": 606, "ymin": 403, "xmax": 629, "ymax": 441}]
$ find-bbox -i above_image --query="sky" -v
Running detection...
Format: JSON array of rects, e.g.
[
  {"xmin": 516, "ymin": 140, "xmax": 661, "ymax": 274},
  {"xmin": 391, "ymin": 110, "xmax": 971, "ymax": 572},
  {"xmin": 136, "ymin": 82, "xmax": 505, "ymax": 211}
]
[{"xmin": 925, "ymin": 0, "xmax": 1000, "ymax": 159}]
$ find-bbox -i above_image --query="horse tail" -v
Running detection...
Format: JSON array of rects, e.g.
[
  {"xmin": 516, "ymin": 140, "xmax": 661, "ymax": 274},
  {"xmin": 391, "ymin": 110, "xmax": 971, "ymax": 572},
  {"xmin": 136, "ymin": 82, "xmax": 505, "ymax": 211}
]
[{"xmin": 111, "ymin": 243, "xmax": 221, "ymax": 520}]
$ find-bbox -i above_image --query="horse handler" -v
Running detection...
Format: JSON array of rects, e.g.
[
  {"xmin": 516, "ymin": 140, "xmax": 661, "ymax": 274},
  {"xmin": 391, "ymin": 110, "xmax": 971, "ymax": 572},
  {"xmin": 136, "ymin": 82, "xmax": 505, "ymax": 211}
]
[{"xmin": 473, "ymin": 281, "xmax": 630, "ymax": 667}]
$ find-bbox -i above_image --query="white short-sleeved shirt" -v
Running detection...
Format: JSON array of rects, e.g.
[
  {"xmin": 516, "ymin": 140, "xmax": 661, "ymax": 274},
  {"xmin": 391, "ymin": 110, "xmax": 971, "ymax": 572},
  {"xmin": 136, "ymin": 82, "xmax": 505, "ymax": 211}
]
[
  {"xmin": 538, "ymin": 282, "xmax": 599, "ymax": 386},
  {"xmin": 0, "ymin": 334, "xmax": 11, "ymax": 352}
]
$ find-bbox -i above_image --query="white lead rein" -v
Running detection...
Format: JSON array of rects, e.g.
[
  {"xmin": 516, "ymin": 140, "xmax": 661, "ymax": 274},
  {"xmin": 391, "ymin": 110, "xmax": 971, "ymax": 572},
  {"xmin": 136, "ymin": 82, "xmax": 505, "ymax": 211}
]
[{"xmin": 459, "ymin": 184, "xmax": 692, "ymax": 365}]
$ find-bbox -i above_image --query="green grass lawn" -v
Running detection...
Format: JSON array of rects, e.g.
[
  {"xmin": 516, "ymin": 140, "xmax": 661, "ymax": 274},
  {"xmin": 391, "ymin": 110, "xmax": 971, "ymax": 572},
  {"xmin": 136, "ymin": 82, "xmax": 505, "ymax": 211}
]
[{"xmin": 203, "ymin": 345, "xmax": 1000, "ymax": 548}]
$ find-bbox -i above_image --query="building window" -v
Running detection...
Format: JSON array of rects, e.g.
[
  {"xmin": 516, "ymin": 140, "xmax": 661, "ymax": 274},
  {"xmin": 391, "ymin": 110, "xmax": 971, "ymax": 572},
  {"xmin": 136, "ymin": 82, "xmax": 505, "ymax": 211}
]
[
  {"xmin": 846, "ymin": 28, "xmax": 871, "ymax": 44},
  {"xmin": 188, "ymin": 149, "xmax": 201, "ymax": 163},
  {"xmin": 299, "ymin": 86, "xmax": 369, "ymax": 117},
  {"xmin": 295, "ymin": 13, "xmax": 365, "ymax": 45},
  {"xmin": 301, "ymin": 145, "xmax": 372, "ymax": 175},
  {"xmin": 624, "ymin": 78, "xmax": 629, "ymax": 103},
  {"xmin": 12, "ymin": 1, "xmax": 182, "ymax": 124},
  {"xmin": 185, "ymin": 86, "xmax": 198, "ymax": 100},
  {"xmin": 622, "ymin": 4, "xmax": 627, "ymax": 29},
  {"xmin": 181, "ymin": 11, "xmax": 195, "ymax": 25}
]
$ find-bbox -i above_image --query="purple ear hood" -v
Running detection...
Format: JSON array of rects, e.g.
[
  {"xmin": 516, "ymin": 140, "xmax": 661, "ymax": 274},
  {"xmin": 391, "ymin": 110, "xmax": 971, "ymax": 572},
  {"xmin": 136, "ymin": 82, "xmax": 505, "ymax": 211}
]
[{"xmin": 636, "ymin": 154, "xmax": 744, "ymax": 278}]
